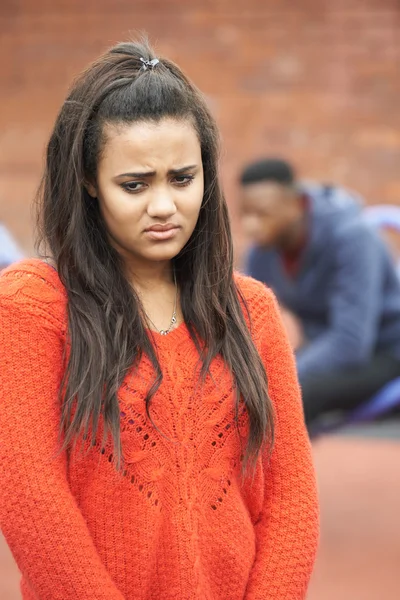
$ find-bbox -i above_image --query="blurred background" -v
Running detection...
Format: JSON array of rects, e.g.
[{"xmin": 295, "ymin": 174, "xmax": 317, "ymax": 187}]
[{"xmin": 1, "ymin": 0, "xmax": 400, "ymax": 598}]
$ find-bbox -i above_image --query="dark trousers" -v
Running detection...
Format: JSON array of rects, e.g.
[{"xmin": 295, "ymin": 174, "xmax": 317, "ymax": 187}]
[{"xmin": 301, "ymin": 354, "xmax": 400, "ymax": 426}]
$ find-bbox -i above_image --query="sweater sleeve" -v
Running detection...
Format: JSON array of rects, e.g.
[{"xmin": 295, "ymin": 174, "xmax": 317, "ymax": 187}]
[
  {"xmin": 0, "ymin": 292, "xmax": 124, "ymax": 599},
  {"xmin": 245, "ymin": 289, "xmax": 319, "ymax": 600},
  {"xmin": 296, "ymin": 226, "xmax": 383, "ymax": 379}
]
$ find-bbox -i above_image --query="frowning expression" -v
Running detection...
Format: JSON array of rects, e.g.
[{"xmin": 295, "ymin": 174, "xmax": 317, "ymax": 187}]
[{"xmin": 87, "ymin": 118, "xmax": 204, "ymax": 267}]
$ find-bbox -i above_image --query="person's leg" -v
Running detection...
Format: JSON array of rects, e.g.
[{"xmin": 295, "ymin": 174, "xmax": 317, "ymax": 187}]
[{"xmin": 300, "ymin": 354, "xmax": 400, "ymax": 426}]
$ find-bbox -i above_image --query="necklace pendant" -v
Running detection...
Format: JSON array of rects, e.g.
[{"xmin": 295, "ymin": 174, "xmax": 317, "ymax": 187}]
[{"xmin": 145, "ymin": 272, "xmax": 178, "ymax": 337}]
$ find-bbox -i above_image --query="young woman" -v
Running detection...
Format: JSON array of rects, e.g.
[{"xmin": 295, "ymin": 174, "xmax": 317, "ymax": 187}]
[{"xmin": 0, "ymin": 41, "xmax": 319, "ymax": 600}]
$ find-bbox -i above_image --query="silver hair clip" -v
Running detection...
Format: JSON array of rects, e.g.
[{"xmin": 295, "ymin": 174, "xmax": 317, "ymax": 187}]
[{"xmin": 140, "ymin": 57, "xmax": 160, "ymax": 71}]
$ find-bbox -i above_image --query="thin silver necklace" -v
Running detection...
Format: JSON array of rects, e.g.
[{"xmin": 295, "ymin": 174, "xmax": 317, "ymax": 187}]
[{"xmin": 145, "ymin": 272, "xmax": 178, "ymax": 336}]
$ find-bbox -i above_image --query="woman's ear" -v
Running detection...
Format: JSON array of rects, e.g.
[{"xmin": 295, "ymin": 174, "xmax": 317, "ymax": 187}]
[{"xmin": 84, "ymin": 180, "xmax": 97, "ymax": 198}]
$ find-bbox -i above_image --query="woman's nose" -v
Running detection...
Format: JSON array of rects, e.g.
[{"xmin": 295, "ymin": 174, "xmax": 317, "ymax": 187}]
[{"xmin": 147, "ymin": 187, "xmax": 177, "ymax": 219}]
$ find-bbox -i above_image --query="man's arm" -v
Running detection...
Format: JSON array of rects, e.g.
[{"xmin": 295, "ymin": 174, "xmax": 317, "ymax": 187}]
[{"xmin": 296, "ymin": 226, "xmax": 383, "ymax": 379}]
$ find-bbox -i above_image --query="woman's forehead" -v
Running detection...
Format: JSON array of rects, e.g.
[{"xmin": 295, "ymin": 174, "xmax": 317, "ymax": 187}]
[{"xmin": 99, "ymin": 118, "xmax": 201, "ymax": 173}]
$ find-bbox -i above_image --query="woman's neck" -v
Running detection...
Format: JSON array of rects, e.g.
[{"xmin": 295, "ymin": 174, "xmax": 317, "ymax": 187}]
[
  {"xmin": 124, "ymin": 258, "xmax": 180, "ymax": 333},
  {"xmin": 125, "ymin": 259, "xmax": 174, "ymax": 292}
]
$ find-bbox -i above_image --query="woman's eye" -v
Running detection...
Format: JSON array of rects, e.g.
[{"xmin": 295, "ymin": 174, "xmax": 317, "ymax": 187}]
[
  {"xmin": 173, "ymin": 175, "xmax": 194, "ymax": 186},
  {"xmin": 121, "ymin": 181, "xmax": 145, "ymax": 193}
]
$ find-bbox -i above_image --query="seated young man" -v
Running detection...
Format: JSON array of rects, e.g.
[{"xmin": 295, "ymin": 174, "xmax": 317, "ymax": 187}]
[{"xmin": 239, "ymin": 158, "xmax": 400, "ymax": 428}]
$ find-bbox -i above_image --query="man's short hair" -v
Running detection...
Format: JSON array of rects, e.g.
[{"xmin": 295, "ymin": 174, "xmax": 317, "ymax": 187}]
[{"xmin": 240, "ymin": 158, "xmax": 295, "ymax": 186}]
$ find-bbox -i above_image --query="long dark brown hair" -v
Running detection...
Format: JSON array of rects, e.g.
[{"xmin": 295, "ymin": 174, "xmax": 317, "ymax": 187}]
[{"xmin": 37, "ymin": 39, "xmax": 274, "ymax": 469}]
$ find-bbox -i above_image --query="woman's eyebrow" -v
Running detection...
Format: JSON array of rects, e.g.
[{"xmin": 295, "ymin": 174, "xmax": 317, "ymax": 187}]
[{"xmin": 115, "ymin": 164, "xmax": 199, "ymax": 179}]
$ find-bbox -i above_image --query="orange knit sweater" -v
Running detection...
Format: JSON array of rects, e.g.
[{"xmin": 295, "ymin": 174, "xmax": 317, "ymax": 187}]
[{"xmin": 0, "ymin": 259, "xmax": 319, "ymax": 600}]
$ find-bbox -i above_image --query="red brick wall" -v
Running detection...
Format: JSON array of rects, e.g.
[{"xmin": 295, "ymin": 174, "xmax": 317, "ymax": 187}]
[{"xmin": 1, "ymin": 0, "xmax": 399, "ymax": 255}]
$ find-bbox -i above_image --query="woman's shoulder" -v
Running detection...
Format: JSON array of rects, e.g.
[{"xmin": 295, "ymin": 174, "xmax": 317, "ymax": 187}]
[
  {"xmin": 0, "ymin": 258, "xmax": 67, "ymax": 330},
  {"xmin": 234, "ymin": 271, "xmax": 278, "ymax": 331},
  {"xmin": 234, "ymin": 271, "xmax": 275, "ymax": 306}
]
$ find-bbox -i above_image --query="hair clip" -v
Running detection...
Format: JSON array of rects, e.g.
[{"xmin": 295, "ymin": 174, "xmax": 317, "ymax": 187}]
[{"xmin": 140, "ymin": 57, "xmax": 160, "ymax": 71}]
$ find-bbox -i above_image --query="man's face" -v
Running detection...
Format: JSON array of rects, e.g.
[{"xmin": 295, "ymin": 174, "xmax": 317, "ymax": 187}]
[{"xmin": 239, "ymin": 181, "xmax": 300, "ymax": 249}]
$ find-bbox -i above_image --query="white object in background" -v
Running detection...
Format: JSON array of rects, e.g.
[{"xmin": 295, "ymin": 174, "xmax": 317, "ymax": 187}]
[
  {"xmin": 364, "ymin": 204, "xmax": 400, "ymax": 279},
  {"xmin": 0, "ymin": 223, "xmax": 24, "ymax": 268}
]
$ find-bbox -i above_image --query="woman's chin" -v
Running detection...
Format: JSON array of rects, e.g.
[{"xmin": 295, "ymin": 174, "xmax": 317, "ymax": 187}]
[{"xmin": 141, "ymin": 241, "xmax": 185, "ymax": 263}]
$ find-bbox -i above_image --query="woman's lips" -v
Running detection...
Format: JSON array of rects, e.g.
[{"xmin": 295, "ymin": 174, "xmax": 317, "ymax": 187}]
[{"xmin": 144, "ymin": 226, "xmax": 181, "ymax": 241}]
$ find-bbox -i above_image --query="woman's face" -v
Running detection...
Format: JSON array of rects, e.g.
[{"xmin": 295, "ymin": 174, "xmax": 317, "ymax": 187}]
[{"xmin": 87, "ymin": 117, "xmax": 204, "ymax": 269}]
